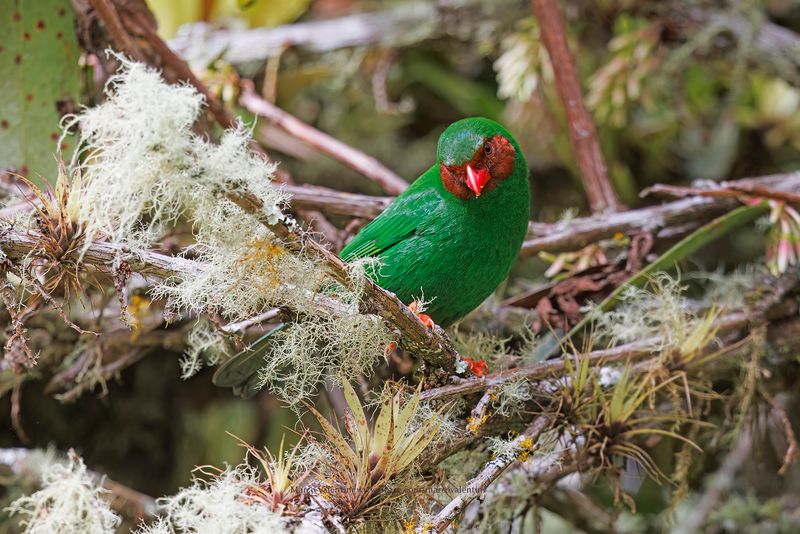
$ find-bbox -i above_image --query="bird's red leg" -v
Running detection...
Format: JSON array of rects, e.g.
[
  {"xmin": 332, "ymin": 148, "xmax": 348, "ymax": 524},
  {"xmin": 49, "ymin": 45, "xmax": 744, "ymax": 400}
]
[{"xmin": 408, "ymin": 300, "xmax": 434, "ymax": 329}]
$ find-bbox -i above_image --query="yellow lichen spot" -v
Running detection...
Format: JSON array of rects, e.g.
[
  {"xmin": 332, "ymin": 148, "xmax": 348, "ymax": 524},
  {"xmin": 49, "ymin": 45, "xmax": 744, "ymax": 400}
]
[
  {"xmin": 127, "ymin": 294, "xmax": 150, "ymax": 341},
  {"xmin": 237, "ymin": 238, "xmax": 287, "ymax": 291},
  {"xmin": 614, "ymin": 231, "xmax": 625, "ymax": 241},
  {"xmin": 401, "ymin": 518, "xmax": 416, "ymax": 534},
  {"xmin": 466, "ymin": 411, "xmax": 492, "ymax": 434},
  {"xmin": 517, "ymin": 436, "xmax": 535, "ymax": 462}
]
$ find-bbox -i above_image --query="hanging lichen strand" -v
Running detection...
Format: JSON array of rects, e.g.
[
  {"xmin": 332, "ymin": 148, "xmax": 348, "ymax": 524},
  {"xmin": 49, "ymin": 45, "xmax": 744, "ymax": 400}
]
[{"xmin": 66, "ymin": 56, "xmax": 390, "ymax": 403}]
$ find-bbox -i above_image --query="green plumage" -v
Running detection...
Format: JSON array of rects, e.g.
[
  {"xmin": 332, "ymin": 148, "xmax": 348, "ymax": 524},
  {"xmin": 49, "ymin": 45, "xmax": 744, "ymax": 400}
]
[
  {"xmin": 340, "ymin": 118, "xmax": 530, "ymax": 325},
  {"xmin": 214, "ymin": 118, "xmax": 530, "ymax": 395}
]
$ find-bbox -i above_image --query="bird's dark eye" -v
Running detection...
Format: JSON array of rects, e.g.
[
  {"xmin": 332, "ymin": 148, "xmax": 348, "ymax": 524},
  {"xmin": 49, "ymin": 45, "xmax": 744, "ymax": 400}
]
[{"xmin": 483, "ymin": 142, "xmax": 492, "ymax": 154}]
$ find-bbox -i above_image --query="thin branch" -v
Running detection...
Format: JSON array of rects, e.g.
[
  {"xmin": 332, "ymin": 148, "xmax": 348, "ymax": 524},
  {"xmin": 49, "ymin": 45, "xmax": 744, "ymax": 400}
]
[
  {"xmin": 644, "ymin": 182, "xmax": 800, "ymax": 205},
  {"xmin": 168, "ymin": 2, "xmax": 471, "ymax": 65},
  {"xmin": 241, "ymin": 86, "xmax": 408, "ymax": 195},
  {"xmin": 86, "ymin": 0, "xmax": 146, "ymax": 62},
  {"xmin": 674, "ymin": 426, "xmax": 753, "ymax": 534},
  {"xmin": 421, "ymin": 296, "xmax": 798, "ymax": 403},
  {"xmin": 531, "ymin": 0, "xmax": 621, "ymax": 213},
  {"xmin": 283, "ymin": 184, "xmax": 392, "ymax": 219},
  {"xmin": 426, "ymin": 415, "xmax": 553, "ymax": 532}
]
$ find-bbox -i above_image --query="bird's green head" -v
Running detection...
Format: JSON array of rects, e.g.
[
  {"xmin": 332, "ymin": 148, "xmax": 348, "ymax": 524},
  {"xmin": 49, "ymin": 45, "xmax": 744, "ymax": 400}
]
[{"xmin": 436, "ymin": 117, "xmax": 526, "ymax": 200}]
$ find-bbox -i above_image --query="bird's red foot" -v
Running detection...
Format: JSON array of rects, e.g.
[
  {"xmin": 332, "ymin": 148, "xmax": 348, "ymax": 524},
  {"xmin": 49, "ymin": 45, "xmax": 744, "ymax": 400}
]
[
  {"xmin": 462, "ymin": 357, "xmax": 489, "ymax": 378},
  {"xmin": 383, "ymin": 341, "xmax": 398, "ymax": 365},
  {"xmin": 408, "ymin": 300, "xmax": 434, "ymax": 329}
]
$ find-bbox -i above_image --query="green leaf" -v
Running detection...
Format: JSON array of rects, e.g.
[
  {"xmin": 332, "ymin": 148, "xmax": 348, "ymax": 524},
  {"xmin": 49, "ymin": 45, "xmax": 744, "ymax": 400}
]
[
  {"xmin": 341, "ymin": 380, "xmax": 369, "ymax": 453},
  {"xmin": 370, "ymin": 387, "xmax": 394, "ymax": 458},
  {"xmin": 0, "ymin": 0, "xmax": 81, "ymax": 186}
]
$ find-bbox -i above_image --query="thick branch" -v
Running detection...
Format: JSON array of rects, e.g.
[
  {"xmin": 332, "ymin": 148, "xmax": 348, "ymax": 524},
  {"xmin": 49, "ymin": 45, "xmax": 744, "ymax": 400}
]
[
  {"xmin": 281, "ymin": 171, "xmax": 800, "ymax": 256},
  {"xmin": 169, "ymin": 2, "xmax": 455, "ymax": 65},
  {"xmin": 241, "ymin": 87, "xmax": 409, "ymax": 195},
  {"xmin": 427, "ymin": 415, "xmax": 552, "ymax": 532},
  {"xmin": 531, "ymin": 0, "xmax": 621, "ymax": 213},
  {"xmin": 228, "ymin": 193, "xmax": 461, "ymax": 371}
]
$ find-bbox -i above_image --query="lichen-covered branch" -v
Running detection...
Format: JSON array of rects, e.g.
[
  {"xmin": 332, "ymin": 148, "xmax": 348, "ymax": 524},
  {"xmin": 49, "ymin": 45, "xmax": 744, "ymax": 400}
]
[
  {"xmin": 426, "ymin": 415, "xmax": 553, "ymax": 532},
  {"xmin": 421, "ymin": 293, "xmax": 799, "ymax": 403}
]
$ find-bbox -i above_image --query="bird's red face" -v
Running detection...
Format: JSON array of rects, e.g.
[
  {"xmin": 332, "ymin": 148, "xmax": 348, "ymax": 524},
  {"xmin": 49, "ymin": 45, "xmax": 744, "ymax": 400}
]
[{"xmin": 439, "ymin": 135, "xmax": 517, "ymax": 200}]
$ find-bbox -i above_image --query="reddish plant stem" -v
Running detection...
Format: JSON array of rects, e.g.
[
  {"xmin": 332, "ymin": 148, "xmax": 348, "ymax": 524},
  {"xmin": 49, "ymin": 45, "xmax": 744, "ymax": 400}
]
[
  {"xmin": 86, "ymin": 0, "xmax": 146, "ymax": 62},
  {"xmin": 531, "ymin": 0, "xmax": 621, "ymax": 213},
  {"xmin": 240, "ymin": 85, "xmax": 409, "ymax": 195}
]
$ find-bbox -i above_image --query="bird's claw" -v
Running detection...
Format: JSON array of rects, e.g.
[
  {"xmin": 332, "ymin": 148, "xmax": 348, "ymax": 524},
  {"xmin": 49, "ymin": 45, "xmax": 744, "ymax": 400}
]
[{"xmin": 408, "ymin": 300, "xmax": 435, "ymax": 329}]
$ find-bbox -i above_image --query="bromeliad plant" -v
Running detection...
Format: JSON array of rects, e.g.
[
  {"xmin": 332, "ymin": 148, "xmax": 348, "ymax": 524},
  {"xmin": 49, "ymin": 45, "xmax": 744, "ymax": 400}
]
[
  {"xmin": 304, "ymin": 381, "xmax": 449, "ymax": 521},
  {"xmin": 234, "ymin": 433, "xmax": 311, "ymax": 515},
  {"xmin": 578, "ymin": 364, "xmax": 703, "ymax": 507}
]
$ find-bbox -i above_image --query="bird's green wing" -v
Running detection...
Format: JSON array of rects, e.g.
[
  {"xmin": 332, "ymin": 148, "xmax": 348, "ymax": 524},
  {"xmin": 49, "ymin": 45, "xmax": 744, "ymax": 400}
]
[{"xmin": 339, "ymin": 168, "xmax": 441, "ymax": 261}]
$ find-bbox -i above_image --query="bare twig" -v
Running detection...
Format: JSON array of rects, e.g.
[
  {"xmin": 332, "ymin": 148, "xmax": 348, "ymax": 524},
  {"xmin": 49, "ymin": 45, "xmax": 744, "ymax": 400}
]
[
  {"xmin": 283, "ymin": 184, "xmax": 392, "ymax": 219},
  {"xmin": 168, "ymin": 2, "xmax": 475, "ymax": 65},
  {"xmin": 674, "ymin": 426, "xmax": 753, "ymax": 534},
  {"xmin": 531, "ymin": 0, "xmax": 621, "ymax": 213},
  {"xmin": 240, "ymin": 85, "xmax": 409, "ymax": 195},
  {"xmin": 11, "ymin": 379, "xmax": 30, "ymax": 443},
  {"xmin": 426, "ymin": 415, "xmax": 552, "ymax": 532},
  {"xmin": 644, "ymin": 182, "xmax": 800, "ymax": 205},
  {"xmin": 523, "ymin": 172, "xmax": 800, "ymax": 255},
  {"xmin": 86, "ymin": 0, "xmax": 146, "ymax": 62}
]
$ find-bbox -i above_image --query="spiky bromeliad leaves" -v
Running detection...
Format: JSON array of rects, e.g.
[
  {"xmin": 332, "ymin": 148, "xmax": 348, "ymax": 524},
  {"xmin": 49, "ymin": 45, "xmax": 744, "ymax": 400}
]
[
  {"xmin": 304, "ymin": 381, "xmax": 449, "ymax": 522},
  {"xmin": 578, "ymin": 364, "xmax": 703, "ymax": 508}
]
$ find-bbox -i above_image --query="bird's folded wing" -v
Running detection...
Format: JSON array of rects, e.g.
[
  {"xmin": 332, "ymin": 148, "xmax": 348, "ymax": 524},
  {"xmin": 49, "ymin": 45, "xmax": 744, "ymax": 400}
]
[{"xmin": 339, "ymin": 175, "xmax": 441, "ymax": 261}]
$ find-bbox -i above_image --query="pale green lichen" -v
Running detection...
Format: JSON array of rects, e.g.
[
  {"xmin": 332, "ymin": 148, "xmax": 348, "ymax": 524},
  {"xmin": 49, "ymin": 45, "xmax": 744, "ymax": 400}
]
[
  {"xmin": 63, "ymin": 56, "xmax": 391, "ymax": 404},
  {"xmin": 257, "ymin": 313, "xmax": 390, "ymax": 406},
  {"xmin": 492, "ymin": 379, "xmax": 532, "ymax": 418},
  {"xmin": 137, "ymin": 465, "xmax": 290, "ymax": 534},
  {"xmin": 181, "ymin": 319, "xmax": 233, "ymax": 379},
  {"xmin": 584, "ymin": 273, "xmax": 707, "ymax": 350},
  {"xmin": 5, "ymin": 451, "xmax": 120, "ymax": 534}
]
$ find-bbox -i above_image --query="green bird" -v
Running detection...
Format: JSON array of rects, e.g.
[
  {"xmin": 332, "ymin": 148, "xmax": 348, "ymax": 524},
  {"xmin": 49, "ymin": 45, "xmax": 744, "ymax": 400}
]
[{"xmin": 213, "ymin": 117, "xmax": 530, "ymax": 395}]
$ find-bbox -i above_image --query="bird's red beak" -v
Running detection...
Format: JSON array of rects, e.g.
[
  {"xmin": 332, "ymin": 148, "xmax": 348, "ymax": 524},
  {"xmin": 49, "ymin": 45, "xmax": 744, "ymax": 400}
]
[{"xmin": 465, "ymin": 164, "xmax": 491, "ymax": 197}]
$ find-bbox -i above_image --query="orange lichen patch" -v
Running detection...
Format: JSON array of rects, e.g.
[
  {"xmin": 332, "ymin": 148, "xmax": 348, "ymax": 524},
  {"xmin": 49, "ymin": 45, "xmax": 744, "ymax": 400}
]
[
  {"xmin": 466, "ymin": 411, "xmax": 492, "ymax": 434},
  {"xmin": 127, "ymin": 294, "xmax": 150, "ymax": 341},
  {"xmin": 236, "ymin": 239, "xmax": 287, "ymax": 291},
  {"xmin": 517, "ymin": 436, "xmax": 535, "ymax": 462}
]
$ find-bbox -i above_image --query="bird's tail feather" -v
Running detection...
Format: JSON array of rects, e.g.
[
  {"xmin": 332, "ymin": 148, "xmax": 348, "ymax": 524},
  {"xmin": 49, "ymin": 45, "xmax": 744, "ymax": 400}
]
[{"xmin": 212, "ymin": 323, "xmax": 287, "ymax": 398}]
